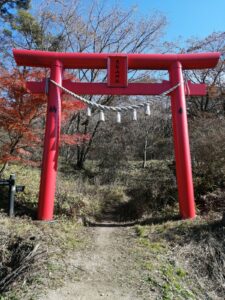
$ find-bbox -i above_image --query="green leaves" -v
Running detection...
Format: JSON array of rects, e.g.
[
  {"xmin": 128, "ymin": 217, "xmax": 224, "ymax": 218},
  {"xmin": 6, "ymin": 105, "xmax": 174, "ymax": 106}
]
[
  {"xmin": 11, "ymin": 10, "xmax": 44, "ymax": 49},
  {"xmin": 0, "ymin": 0, "xmax": 30, "ymax": 21}
]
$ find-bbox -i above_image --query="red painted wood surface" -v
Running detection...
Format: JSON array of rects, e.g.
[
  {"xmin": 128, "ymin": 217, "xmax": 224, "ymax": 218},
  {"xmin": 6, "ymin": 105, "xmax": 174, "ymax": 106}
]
[
  {"xmin": 26, "ymin": 80, "xmax": 206, "ymax": 96},
  {"xmin": 13, "ymin": 49, "xmax": 220, "ymax": 70},
  {"xmin": 107, "ymin": 55, "xmax": 128, "ymax": 87},
  {"xmin": 170, "ymin": 62, "xmax": 196, "ymax": 219},
  {"xmin": 37, "ymin": 60, "xmax": 63, "ymax": 221}
]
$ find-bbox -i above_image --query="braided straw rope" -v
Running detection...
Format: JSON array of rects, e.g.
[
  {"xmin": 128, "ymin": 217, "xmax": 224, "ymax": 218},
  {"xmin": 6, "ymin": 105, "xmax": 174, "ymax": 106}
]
[{"xmin": 50, "ymin": 79, "xmax": 182, "ymax": 112}]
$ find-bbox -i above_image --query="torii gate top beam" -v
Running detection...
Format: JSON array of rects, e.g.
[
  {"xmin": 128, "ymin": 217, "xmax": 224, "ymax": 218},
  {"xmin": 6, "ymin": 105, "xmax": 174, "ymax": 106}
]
[{"xmin": 13, "ymin": 49, "xmax": 220, "ymax": 70}]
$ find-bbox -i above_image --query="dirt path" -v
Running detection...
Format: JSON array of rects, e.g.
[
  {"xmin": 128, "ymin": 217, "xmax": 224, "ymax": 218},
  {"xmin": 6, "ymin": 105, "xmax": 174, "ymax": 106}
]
[{"xmin": 42, "ymin": 226, "xmax": 146, "ymax": 300}]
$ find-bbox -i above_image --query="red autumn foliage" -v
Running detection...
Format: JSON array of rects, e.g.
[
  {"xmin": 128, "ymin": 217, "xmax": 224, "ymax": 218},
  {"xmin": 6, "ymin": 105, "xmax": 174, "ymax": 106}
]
[
  {"xmin": 0, "ymin": 67, "xmax": 88, "ymax": 171},
  {"xmin": 61, "ymin": 133, "xmax": 90, "ymax": 146},
  {"xmin": 61, "ymin": 94, "xmax": 86, "ymax": 123},
  {"xmin": 0, "ymin": 67, "xmax": 46, "ymax": 168}
]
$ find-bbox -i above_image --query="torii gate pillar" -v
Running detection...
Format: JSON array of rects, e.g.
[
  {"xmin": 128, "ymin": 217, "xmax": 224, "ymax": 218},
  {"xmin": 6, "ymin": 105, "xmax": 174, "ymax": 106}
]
[
  {"xmin": 38, "ymin": 60, "xmax": 63, "ymax": 220},
  {"xmin": 170, "ymin": 62, "xmax": 195, "ymax": 218}
]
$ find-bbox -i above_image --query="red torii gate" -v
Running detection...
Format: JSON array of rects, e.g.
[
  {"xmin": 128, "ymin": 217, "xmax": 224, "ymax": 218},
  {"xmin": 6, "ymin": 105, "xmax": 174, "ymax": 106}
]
[{"xmin": 13, "ymin": 49, "xmax": 220, "ymax": 221}]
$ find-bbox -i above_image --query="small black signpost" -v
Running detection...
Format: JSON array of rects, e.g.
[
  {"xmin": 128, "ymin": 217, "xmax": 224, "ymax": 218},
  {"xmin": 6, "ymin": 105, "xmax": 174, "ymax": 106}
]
[{"xmin": 0, "ymin": 174, "xmax": 25, "ymax": 217}]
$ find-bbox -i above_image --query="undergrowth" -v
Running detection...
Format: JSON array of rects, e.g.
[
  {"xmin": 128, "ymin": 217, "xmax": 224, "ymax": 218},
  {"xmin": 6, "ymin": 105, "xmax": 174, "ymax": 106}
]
[
  {"xmin": 0, "ymin": 162, "xmax": 224, "ymax": 299},
  {"xmin": 134, "ymin": 216, "xmax": 225, "ymax": 300},
  {"xmin": 0, "ymin": 214, "xmax": 87, "ymax": 299}
]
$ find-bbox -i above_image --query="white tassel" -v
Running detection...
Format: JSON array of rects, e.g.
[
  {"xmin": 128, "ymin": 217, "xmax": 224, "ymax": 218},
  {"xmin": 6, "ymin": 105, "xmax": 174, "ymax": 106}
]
[
  {"xmin": 87, "ymin": 107, "xmax": 91, "ymax": 117},
  {"xmin": 116, "ymin": 111, "xmax": 121, "ymax": 123},
  {"xmin": 145, "ymin": 103, "xmax": 151, "ymax": 116},
  {"xmin": 99, "ymin": 110, "xmax": 105, "ymax": 122},
  {"xmin": 132, "ymin": 109, "xmax": 137, "ymax": 121}
]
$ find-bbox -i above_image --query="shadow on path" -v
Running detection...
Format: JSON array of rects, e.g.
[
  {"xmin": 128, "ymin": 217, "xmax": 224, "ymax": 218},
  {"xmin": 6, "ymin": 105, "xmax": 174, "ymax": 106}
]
[{"xmin": 84, "ymin": 214, "xmax": 181, "ymax": 227}]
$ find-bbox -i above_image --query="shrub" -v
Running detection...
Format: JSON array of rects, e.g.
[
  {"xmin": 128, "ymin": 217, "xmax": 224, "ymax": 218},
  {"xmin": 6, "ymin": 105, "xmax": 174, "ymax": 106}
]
[
  {"xmin": 190, "ymin": 115, "xmax": 225, "ymax": 212},
  {"xmin": 123, "ymin": 160, "xmax": 177, "ymax": 218}
]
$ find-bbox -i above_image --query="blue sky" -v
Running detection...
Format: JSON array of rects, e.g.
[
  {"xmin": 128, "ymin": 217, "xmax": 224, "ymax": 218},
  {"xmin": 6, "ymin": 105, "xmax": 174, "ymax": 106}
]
[
  {"xmin": 121, "ymin": 0, "xmax": 225, "ymax": 40},
  {"xmin": 31, "ymin": 0, "xmax": 224, "ymax": 42}
]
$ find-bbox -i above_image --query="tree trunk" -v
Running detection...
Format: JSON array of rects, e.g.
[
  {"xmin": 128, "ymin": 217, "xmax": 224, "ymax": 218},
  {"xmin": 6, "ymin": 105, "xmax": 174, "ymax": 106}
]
[
  {"xmin": 142, "ymin": 129, "xmax": 149, "ymax": 168},
  {"xmin": 142, "ymin": 139, "xmax": 147, "ymax": 168},
  {"xmin": 0, "ymin": 162, "xmax": 8, "ymax": 177},
  {"xmin": 76, "ymin": 120, "xmax": 101, "ymax": 169}
]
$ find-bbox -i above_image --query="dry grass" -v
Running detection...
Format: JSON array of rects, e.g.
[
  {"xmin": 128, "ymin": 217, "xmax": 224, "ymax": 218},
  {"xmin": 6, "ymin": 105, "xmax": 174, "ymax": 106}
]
[
  {"xmin": 0, "ymin": 163, "xmax": 225, "ymax": 299},
  {"xmin": 134, "ymin": 215, "xmax": 225, "ymax": 300},
  {"xmin": 0, "ymin": 214, "xmax": 88, "ymax": 300},
  {"xmin": 0, "ymin": 236, "xmax": 46, "ymax": 294}
]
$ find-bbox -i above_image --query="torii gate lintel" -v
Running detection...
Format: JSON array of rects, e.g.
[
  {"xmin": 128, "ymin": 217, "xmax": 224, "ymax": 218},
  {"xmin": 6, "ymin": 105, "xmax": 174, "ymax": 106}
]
[{"xmin": 26, "ymin": 79, "xmax": 206, "ymax": 96}]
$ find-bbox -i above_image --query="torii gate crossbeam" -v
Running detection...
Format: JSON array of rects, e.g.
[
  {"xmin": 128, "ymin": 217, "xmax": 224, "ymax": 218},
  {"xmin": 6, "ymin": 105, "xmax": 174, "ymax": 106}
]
[{"xmin": 13, "ymin": 49, "xmax": 220, "ymax": 221}]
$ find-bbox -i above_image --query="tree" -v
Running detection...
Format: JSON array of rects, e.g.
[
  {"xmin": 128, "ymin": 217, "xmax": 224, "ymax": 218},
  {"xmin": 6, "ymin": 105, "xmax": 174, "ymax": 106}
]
[
  {"xmin": 0, "ymin": 1, "xmax": 67, "ymax": 63},
  {"xmin": 183, "ymin": 32, "xmax": 225, "ymax": 116},
  {"xmin": 135, "ymin": 101, "xmax": 173, "ymax": 167},
  {"xmin": 42, "ymin": 0, "xmax": 167, "ymax": 168},
  {"xmin": 1, "ymin": 0, "xmax": 167, "ymax": 168},
  {"xmin": 0, "ymin": 67, "xmax": 46, "ymax": 174},
  {"xmin": 0, "ymin": 68, "xmax": 88, "ymax": 175},
  {"xmin": 0, "ymin": 0, "xmax": 30, "ymax": 21}
]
